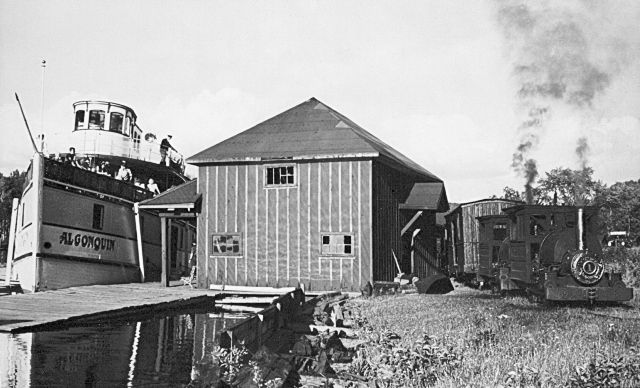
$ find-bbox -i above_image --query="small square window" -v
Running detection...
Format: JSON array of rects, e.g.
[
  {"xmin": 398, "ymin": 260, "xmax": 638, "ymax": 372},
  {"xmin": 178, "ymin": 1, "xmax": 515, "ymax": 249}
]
[
  {"xmin": 321, "ymin": 233, "xmax": 354, "ymax": 256},
  {"xmin": 265, "ymin": 165, "xmax": 295, "ymax": 187},
  {"xmin": 211, "ymin": 233, "xmax": 242, "ymax": 256},
  {"xmin": 493, "ymin": 223, "xmax": 507, "ymax": 241}
]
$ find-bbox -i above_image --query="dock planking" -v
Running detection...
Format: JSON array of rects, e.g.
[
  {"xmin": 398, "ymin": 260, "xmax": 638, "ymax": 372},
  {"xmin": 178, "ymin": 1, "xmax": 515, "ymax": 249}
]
[{"xmin": 0, "ymin": 281, "xmax": 219, "ymax": 333}]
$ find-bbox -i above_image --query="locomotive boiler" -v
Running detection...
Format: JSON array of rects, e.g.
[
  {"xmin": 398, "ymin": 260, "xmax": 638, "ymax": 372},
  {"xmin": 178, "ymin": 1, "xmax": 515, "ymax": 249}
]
[{"xmin": 478, "ymin": 205, "xmax": 633, "ymax": 303}]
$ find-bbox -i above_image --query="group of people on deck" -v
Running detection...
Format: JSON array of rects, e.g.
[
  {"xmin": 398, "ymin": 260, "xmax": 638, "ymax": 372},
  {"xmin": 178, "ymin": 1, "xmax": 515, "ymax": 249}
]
[
  {"xmin": 58, "ymin": 147, "xmax": 162, "ymax": 196},
  {"xmin": 112, "ymin": 161, "xmax": 161, "ymax": 196}
]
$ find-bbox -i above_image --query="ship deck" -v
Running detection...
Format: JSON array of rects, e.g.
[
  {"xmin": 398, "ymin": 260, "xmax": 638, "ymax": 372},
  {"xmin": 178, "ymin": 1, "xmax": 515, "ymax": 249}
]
[{"xmin": 0, "ymin": 281, "xmax": 220, "ymax": 333}]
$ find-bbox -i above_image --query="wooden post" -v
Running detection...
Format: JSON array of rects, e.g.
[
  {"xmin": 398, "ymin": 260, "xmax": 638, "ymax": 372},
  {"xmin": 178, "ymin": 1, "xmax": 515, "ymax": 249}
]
[
  {"xmin": 411, "ymin": 228, "xmax": 421, "ymax": 275},
  {"xmin": 4, "ymin": 198, "xmax": 19, "ymax": 286},
  {"xmin": 133, "ymin": 203, "xmax": 145, "ymax": 283},
  {"xmin": 32, "ymin": 153, "xmax": 44, "ymax": 292},
  {"xmin": 161, "ymin": 217, "xmax": 168, "ymax": 287},
  {"xmin": 167, "ymin": 219, "xmax": 173, "ymax": 276}
]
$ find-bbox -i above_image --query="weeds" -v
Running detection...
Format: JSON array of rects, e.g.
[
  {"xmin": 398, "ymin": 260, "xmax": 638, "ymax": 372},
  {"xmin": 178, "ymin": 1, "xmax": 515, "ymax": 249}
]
[
  {"xmin": 601, "ymin": 247, "xmax": 640, "ymax": 288},
  {"xmin": 212, "ymin": 345, "xmax": 250, "ymax": 383},
  {"xmin": 569, "ymin": 348, "xmax": 640, "ymax": 388},
  {"xmin": 348, "ymin": 287, "xmax": 640, "ymax": 387}
]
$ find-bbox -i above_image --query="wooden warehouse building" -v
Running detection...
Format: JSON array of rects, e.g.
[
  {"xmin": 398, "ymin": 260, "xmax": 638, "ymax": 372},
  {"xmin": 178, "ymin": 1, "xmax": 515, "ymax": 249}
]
[{"xmin": 185, "ymin": 97, "xmax": 449, "ymax": 292}]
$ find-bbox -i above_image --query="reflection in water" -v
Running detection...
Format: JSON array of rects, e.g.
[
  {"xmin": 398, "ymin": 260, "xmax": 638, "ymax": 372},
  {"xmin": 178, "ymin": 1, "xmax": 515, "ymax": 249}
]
[{"xmin": 0, "ymin": 309, "xmax": 249, "ymax": 387}]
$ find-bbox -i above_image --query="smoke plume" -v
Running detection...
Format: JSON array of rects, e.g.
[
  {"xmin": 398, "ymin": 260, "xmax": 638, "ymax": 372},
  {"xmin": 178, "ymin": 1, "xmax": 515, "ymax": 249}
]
[{"xmin": 494, "ymin": 1, "xmax": 631, "ymax": 203}]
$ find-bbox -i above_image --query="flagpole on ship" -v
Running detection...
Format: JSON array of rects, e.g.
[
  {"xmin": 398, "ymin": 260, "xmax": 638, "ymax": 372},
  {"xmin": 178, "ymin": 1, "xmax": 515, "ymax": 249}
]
[{"xmin": 39, "ymin": 59, "xmax": 46, "ymax": 152}]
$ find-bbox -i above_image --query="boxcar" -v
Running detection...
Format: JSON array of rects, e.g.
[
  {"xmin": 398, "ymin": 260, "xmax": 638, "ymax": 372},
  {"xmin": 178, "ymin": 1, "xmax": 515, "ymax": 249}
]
[{"xmin": 445, "ymin": 199, "xmax": 522, "ymax": 281}]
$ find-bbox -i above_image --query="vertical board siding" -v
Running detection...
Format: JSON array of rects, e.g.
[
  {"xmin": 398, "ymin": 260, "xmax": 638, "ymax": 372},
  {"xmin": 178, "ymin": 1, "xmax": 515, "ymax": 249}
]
[
  {"xmin": 445, "ymin": 200, "xmax": 518, "ymax": 275},
  {"xmin": 201, "ymin": 160, "xmax": 372, "ymax": 292}
]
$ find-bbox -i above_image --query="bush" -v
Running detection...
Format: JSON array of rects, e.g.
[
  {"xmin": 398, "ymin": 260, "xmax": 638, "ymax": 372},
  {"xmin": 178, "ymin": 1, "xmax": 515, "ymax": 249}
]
[
  {"xmin": 601, "ymin": 247, "xmax": 640, "ymax": 288},
  {"xmin": 569, "ymin": 348, "xmax": 640, "ymax": 388}
]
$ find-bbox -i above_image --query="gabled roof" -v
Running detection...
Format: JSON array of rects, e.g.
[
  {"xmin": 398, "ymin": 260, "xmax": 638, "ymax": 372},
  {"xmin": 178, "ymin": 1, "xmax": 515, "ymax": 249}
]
[
  {"xmin": 187, "ymin": 97, "xmax": 441, "ymax": 182},
  {"xmin": 399, "ymin": 182, "xmax": 449, "ymax": 212},
  {"xmin": 138, "ymin": 179, "xmax": 200, "ymax": 209}
]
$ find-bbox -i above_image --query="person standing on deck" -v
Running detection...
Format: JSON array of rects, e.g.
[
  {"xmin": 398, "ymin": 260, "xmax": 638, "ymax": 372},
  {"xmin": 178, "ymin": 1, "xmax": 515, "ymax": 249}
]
[
  {"xmin": 147, "ymin": 178, "xmax": 160, "ymax": 196},
  {"xmin": 115, "ymin": 161, "xmax": 132, "ymax": 182},
  {"xmin": 160, "ymin": 135, "xmax": 176, "ymax": 166}
]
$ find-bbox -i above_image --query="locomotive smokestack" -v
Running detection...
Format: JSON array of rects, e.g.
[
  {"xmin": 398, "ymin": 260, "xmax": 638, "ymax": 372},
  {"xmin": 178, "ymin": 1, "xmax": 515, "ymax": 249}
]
[{"xmin": 578, "ymin": 207, "xmax": 584, "ymax": 250}]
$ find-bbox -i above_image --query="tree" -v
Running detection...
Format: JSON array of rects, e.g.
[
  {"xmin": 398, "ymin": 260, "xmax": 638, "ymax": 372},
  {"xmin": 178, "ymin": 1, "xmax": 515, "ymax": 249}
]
[
  {"xmin": 537, "ymin": 167, "xmax": 606, "ymax": 206},
  {"xmin": 503, "ymin": 167, "xmax": 605, "ymax": 206},
  {"xmin": 0, "ymin": 170, "xmax": 27, "ymax": 244},
  {"xmin": 597, "ymin": 180, "xmax": 640, "ymax": 236},
  {"xmin": 501, "ymin": 184, "xmax": 544, "ymax": 204},
  {"xmin": 501, "ymin": 168, "xmax": 640, "ymax": 237}
]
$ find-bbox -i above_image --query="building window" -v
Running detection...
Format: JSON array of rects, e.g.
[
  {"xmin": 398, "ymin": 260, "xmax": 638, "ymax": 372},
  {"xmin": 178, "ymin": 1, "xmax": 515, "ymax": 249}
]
[
  {"xmin": 109, "ymin": 112, "xmax": 124, "ymax": 133},
  {"xmin": 75, "ymin": 110, "xmax": 86, "ymax": 130},
  {"xmin": 211, "ymin": 233, "xmax": 242, "ymax": 256},
  {"xmin": 92, "ymin": 204, "xmax": 104, "ymax": 230},
  {"xmin": 265, "ymin": 165, "xmax": 295, "ymax": 187},
  {"xmin": 493, "ymin": 223, "xmax": 507, "ymax": 241},
  {"xmin": 321, "ymin": 234, "xmax": 353, "ymax": 255},
  {"xmin": 529, "ymin": 215, "xmax": 546, "ymax": 236},
  {"xmin": 89, "ymin": 110, "xmax": 105, "ymax": 130}
]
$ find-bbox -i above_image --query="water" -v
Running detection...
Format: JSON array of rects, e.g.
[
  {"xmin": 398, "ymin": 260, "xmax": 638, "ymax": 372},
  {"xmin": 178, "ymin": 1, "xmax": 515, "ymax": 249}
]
[{"xmin": 0, "ymin": 308, "xmax": 250, "ymax": 387}]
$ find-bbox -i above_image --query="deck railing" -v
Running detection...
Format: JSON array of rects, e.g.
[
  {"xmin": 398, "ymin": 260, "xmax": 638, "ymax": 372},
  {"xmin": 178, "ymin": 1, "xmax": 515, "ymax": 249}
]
[
  {"xmin": 43, "ymin": 158, "xmax": 154, "ymax": 203},
  {"xmin": 70, "ymin": 130, "xmax": 185, "ymax": 174}
]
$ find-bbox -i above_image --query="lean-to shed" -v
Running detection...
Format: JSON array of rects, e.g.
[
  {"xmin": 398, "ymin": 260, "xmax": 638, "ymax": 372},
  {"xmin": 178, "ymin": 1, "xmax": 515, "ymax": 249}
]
[
  {"xmin": 186, "ymin": 97, "xmax": 449, "ymax": 292},
  {"xmin": 444, "ymin": 198, "xmax": 522, "ymax": 280}
]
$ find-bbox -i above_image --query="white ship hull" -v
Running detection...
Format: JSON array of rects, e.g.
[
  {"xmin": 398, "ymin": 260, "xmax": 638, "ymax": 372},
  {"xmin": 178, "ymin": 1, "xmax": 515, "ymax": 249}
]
[{"xmin": 8, "ymin": 154, "xmax": 194, "ymax": 292}]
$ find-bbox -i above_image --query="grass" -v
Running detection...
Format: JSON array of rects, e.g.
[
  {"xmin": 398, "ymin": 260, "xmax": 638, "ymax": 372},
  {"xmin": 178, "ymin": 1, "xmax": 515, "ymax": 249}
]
[{"xmin": 345, "ymin": 286, "xmax": 640, "ymax": 387}]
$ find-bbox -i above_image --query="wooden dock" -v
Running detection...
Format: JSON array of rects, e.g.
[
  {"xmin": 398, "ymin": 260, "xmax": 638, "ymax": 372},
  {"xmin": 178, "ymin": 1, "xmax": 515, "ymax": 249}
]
[{"xmin": 0, "ymin": 282, "xmax": 218, "ymax": 333}]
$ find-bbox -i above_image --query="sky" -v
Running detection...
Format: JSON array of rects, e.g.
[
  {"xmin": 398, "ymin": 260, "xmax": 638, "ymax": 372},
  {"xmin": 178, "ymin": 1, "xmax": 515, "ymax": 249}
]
[{"xmin": 0, "ymin": 0, "xmax": 638, "ymax": 203}]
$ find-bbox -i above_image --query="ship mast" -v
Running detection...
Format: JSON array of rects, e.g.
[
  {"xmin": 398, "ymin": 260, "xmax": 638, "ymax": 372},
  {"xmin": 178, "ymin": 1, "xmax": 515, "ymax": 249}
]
[{"xmin": 39, "ymin": 59, "xmax": 46, "ymax": 152}]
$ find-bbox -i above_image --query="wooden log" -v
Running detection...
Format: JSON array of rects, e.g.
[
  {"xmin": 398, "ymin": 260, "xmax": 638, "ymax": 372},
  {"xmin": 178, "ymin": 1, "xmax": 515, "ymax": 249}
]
[
  {"xmin": 288, "ymin": 323, "xmax": 357, "ymax": 337},
  {"xmin": 216, "ymin": 296, "xmax": 277, "ymax": 305},
  {"xmin": 209, "ymin": 284, "xmax": 296, "ymax": 294},
  {"xmin": 217, "ymin": 305, "xmax": 263, "ymax": 314}
]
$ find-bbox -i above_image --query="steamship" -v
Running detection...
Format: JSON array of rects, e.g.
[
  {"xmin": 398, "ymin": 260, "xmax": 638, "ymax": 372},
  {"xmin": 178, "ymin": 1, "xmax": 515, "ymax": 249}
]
[{"xmin": 6, "ymin": 100, "xmax": 196, "ymax": 292}]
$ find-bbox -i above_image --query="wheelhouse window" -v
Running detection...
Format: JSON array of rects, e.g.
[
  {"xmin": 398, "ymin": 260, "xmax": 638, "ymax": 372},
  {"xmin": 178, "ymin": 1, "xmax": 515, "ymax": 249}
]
[
  {"xmin": 265, "ymin": 165, "xmax": 295, "ymax": 187},
  {"xmin": 89, "ymin": 110, "xmax": 105, "ymax": 130},
  {"xmin": 75, "ymin": 110, "xmax": 86, "ymax": 130},
  {"xmin": 211, "ymin": 233, "xmax": 242, "ymax": 256},
  {"xmin": 109, "ymin": 112, "xmax": 124, "ymax": 133},
  {"xmin": 92, "ymin": 204, "xmax": 104, "ymax": 230},
  {"xmin": 321, "ymin": 234, "xmax": 353, "ymax": 255}
]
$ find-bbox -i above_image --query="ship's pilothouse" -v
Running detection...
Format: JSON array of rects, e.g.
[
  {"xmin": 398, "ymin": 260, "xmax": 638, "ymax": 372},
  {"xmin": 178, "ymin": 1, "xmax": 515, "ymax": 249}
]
[{"xmin": 48, "ymin": 100, "xmax": 188, "ymax": 193}]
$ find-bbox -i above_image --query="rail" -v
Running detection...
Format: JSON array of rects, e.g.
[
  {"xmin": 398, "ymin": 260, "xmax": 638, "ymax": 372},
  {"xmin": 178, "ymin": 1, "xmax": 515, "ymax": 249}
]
[
  {"xmin": 43, "ymin": 158, "xmax": 154, "ymax": 203},
  {"xmin": 70, "ymin": 130, "xmax": 185, "ymax": 174}
]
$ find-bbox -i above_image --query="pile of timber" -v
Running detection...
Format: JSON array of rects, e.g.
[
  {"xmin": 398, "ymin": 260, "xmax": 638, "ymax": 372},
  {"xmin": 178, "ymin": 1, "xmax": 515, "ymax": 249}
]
[{"xmin": 210, "ymin": 291, "xmax": 368, "ymax": 387}]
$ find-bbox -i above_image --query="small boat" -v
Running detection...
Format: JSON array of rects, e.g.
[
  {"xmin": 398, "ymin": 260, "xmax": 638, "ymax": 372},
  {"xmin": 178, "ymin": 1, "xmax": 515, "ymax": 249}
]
[{"xmin": 6, "ymin": 100, "xmax": 196, "ymax": 292}]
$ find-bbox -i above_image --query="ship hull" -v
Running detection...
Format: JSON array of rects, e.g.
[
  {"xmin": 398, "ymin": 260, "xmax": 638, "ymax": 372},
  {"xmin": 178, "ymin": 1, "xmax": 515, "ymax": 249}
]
[{"xmin": 9, "ymin": 154, "xmax": 194, "ymax": 292}]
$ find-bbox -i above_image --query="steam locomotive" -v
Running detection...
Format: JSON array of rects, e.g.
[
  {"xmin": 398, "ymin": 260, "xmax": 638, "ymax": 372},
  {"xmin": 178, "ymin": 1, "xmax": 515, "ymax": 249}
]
[{"xmin": 474, "ymin": 205, "xmax": 633, "ymax": 303}]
